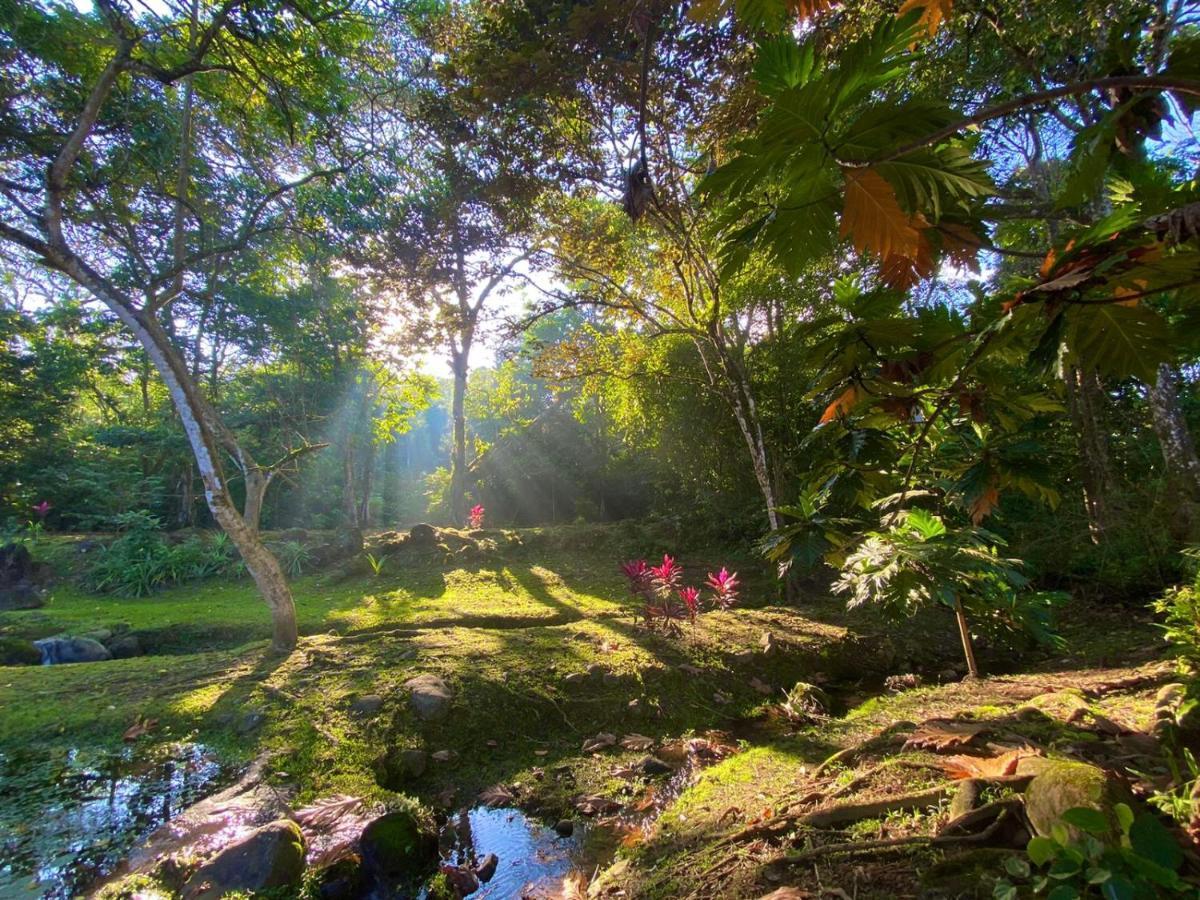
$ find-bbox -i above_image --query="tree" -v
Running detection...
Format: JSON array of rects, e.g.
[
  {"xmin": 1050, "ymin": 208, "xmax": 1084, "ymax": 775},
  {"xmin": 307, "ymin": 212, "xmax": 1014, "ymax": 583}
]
[{"xmin": 0, "ymin": 1, "xmax": 365, "ymax": 651}]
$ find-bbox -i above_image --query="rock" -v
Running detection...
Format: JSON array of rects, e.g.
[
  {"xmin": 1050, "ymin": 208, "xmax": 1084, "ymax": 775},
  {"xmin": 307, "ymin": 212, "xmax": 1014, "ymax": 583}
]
[
  {"xmin": 314, "ymin": 854, "xmax": 365, "ymax": 900},
  {"xmin": 351, "ymin": 694, "xmax": 385, "ymax": 717},
  {"xmin": 405, "ymin": 674, "xmax": 452, "ymax": 720},
  {"xmin": 408, "ymin": 523, "xmax": 438, "ymax": 546},
  {"xmin": 1153, "ymin": 683, "xmax": 1200, "ymax": 739},
  {"xmin": 0, "ymin": 636, "xmax": 41, "ymax": 666},
  {"xmin": 0, "ymin": 543, "xmax": 33, "ymax": 584},
  {"xmin": 553, "ymin": 819, "xmax": 575, "ymax": 837},
  {"xmin": 1023, "ymin": 760, "xmax": 1130, "ymax": 840},
  {"xmin": 586, "ymin": 663, "xmax": 608, "ymax": 677},
  {"xmin": 34, "ymin": 636, "xmax": 111, "ymax": 664},
  {"xmin": 399, "ymin": 749, "xmax": 428, "ymax": 778},
  {"xmin": 431, "ymin": 749, "xmax": 456, "ymax": 762},
  {"xmin": 636, "ymin": 756, "xmax": 673, "ymax": 777},
  {"xmin": 182, "ymin": 819, "xmax": 306, "ymax": 900},
  {"xmin": 0, "ymin": 545, "xmax": 47, "ymax": 610},
  {"xmin": 237, "ymin": 709, "xmax": 266, "ymax": 735},
  {"xmin": 439, "ymin": 864, "xmax": 480, "ymax": 896},
  {"xmin": 475, "ymin": 852, "xmax": 498, "ymax": 882},
  {"xmin": 107, "ymin": 634, "xmax": 142, "ymax": 659},
  {"xmin": 0, "ymin": 581, "xmax": 47, "ymax": 610},
  {"xmin": 335, "ymin": 527, "xmax": 364, "ymax": 556},
  {"xmin": 80, "ymin": 627, "xmax": 114, "ymax": 644},
  {"xmin": 359, "ymin": 810, "xmax": 437, "ymax": 885},
  {"xmin": 563, "ymin": 672, "xmax": 587, "ymax": 686}
]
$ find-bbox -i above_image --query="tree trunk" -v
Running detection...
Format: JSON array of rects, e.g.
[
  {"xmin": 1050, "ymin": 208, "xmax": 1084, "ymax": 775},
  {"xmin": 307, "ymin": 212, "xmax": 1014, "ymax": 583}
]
[
  {"xmin": 93, "ymin": 295, "xmax": 298, "ymax": 652},
  {"xmin": 342, "ymin": 442, "xmax": 358, "ymax": 527},
  {"xmin": 243, "ymin": 467, "xmax": 269, "ymax": 534},
  {"xmin": 1148, "ymin": 363, "xmax": 1200, "ymax": 539},
  {"xmin": 449, "ymin": 349, "xmax": 469, "ymax": 526},
  {"xmin": 953, "ymin": 597, "xmax": 981, "ymax": 679},
  {"xmin": 357, "ymin": 439, "xmax": 377, "ymax": 528},
  {"xmin": 1064, "ymin": 366, "xmax": 1118, "ymax": 542}
]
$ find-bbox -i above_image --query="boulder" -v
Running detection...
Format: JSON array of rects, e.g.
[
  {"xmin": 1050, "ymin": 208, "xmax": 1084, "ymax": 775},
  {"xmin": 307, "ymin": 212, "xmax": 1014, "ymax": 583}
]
[
  {"xmin": 405, "ymin": 674, "xmax": 452, "ymax": 720},
  {"xmin": 375, "ymin": 748, "xmax": 427, "ymax": 789},
  {"xmin": 0, "ymin": 636, "xmax": 42, "ymax": 666},
  {"xmin": 108, "ymin": 634, "xmax": 143, "ymax": 659},
  {"xmin": 359, "ymin": 810, "xmax": 437, "ymax": 886},
  {"xmin": 34, "ymin": 636, "xmax": 111, "ymax": 664},
  {"xmin": 350, "ymin": 694, "xmax": 385, "ymax": 717},
  {"xmin": 1023, "ymin": 760, "xmax": 1130, "ymax": 840},
  {"xmin": 182, "ymin": 819, "xmax": 306, "ymax": 900},
  {"xmin": 0, "ymin": 543, "xmax": 33, "ymax": 584},
  {"xmin": 0, "ymin": 580, "xmax": 46, "ymax": 611},
  {"xmin": 408, "ymin": 523, "xmax": 438, "ymax": 547}
]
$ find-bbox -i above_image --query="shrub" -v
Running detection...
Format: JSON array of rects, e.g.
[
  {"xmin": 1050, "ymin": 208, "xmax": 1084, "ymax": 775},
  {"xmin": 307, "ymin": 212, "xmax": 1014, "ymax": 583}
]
[
  {"xmin": 86, "ymin": 513, "xmax": 241, "ymax": 597},
  {"xmin": 620, "ymin": 554, "xmax": 740, "ymax": 632},
  {"xmin": 993, "ymin": 804, "xmax": 1189, "ymax": 898}
]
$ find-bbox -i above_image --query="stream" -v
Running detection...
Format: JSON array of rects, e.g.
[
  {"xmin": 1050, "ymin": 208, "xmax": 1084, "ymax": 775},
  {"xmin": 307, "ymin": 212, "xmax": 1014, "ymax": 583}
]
[{"xmin": 0, "ymin": 742, "xmax": 224, "ymax": 899}]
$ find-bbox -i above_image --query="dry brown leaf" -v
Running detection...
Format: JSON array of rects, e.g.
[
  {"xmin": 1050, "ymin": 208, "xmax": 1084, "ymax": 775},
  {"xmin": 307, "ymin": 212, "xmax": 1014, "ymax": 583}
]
[
  {"xmin": 620, "ymin": 733, "xmax": 656, "ymax": 751},
  {"xmin": 559, "ymin": 871, "xmax": 589, "ymax": 900},
  {"xmin": 790, "ymin": 0, "xmax": 836, "ymax": 20},
  {"xmin": 881, "ymin": 228, "xmax": 936, "ymax": 289},
  {"xmin": 294, "ymin": 795, "xmax": 364, "ymax": 829},
  {"xmin": 969, "ymin": 484, "xmax": 1000, "ymax": 525},
  {"xmin": 582, "ymin": 732, "xmax": 617, "ymax": 753},
  {"xmin": 898, "ymin": 0, "xmax": 953, "ymax": 36},
  {"xmin": 939, "ymin": 748, "xmax": 1034, "ymax": 780},
  {"xmin": 840, "ymin": 167, "xmax": 924, "ymax": 262},
  {"xmin": 820, "ymin": 382, "xmax": 868, "ymax": 424},
  {"xmin": 479, "ymin": 784, "xmax": 517, "ymax": 807},
  {"xmin": 904, "ymin": 719, "xmax": 987, "ymax": 751},
  {"xmin": 122, "ymin": 717, "xmax": 158, "ymax": 742}
]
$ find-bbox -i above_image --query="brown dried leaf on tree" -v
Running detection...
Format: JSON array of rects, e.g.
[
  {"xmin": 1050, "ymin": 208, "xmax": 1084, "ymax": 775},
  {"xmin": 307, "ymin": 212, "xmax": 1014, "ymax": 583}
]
[
  {"xmin": 897, "ymin": 0, "xmax": 954, "ymax": 36},
  {"xmin": 903, "ymin": 719, "xmax": 987, "ymax": 751},
  {"xmin": 840, "ymin": 167, "xmax": 925, "ymax": 261}
]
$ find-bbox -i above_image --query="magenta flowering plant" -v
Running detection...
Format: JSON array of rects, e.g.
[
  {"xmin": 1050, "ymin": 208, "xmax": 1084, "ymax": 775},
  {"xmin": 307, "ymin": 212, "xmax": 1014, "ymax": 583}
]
[
  {"xmin": 705, "ymin": 567, "xmax": 740, "ymax": 610},
  {"xmin": 468, "ymin": 504, "xmax": 485, "ymax": 529},
  {"xmin": 649, "ymin": 554, "xmax": 683, "ymax": 595},
  {"xmin": 32, "ymin": 500, "xmax": 51, "ymax": 521},
  {"xmin": 679, "ymin": 586, "xmax": 701, "ymax": 624},
  {"xmin": 621, "ymin": 559, "xmax": 651, "ymax": 596}
]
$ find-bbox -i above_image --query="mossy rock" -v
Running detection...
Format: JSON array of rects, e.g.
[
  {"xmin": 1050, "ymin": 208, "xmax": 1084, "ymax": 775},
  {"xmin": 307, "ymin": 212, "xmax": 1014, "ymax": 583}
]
[
  {"xmin": 359, "ymin": 809, "xmax": 438, "ymax": 886},
  {"xmin": 1023, "ymin": 760, "xmax": 1131, "ymax": 840},
  {"xmin": 181, "ymin": 818, "xmax": 306, "ymax": 900},
  {"xmin": 0, "ymin": 636, "xmax": 42, "ymax": 666}
]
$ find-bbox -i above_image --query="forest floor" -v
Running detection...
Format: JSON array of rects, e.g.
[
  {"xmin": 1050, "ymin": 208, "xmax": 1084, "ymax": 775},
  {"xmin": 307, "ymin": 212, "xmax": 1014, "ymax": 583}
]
[{"xmin": 0, "ymin": 523, "xmax": 1189, "ymax": 899}]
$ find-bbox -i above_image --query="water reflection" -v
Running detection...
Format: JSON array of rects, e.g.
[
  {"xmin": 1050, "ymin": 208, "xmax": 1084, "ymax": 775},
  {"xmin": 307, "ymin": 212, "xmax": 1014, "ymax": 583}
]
[{"xmin": 0, "ymin": 743, "xmax": 222, "ymax": 899}]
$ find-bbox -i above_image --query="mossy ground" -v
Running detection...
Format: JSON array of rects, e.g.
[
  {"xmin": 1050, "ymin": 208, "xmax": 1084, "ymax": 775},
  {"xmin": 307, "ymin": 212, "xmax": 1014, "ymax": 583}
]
[{"xmin": 0, "ymin": 526, "xmax": 1187, "ymax": 898}]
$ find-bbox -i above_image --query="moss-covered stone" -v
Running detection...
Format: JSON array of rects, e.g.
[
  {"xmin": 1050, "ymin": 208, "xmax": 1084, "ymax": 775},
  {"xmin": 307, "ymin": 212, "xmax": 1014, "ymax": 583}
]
[
  {"xmin": 0, "ymin": 636, "xmax": 41, "ymax": 666},
  {"xmin": 1023, "ymin": 760, "xmax": 1130, "ymax": 840},
  {"xmin": 181, "ymin": 818, "xmax": 306, "ymax": 900},
  {"xmin": 359, "ymin": 809, "xmax": 437, "ymax": 885}
]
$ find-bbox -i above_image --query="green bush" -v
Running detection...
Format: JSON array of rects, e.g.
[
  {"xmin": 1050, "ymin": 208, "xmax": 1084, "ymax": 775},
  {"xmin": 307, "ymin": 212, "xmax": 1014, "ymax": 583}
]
[
  {"xmin": 85, "ymin": 512, "xmax": 240, "ymax": 597},
  {"xmin": 993, "ymin": 804, "xmax": 1189, "ymax": 898}
]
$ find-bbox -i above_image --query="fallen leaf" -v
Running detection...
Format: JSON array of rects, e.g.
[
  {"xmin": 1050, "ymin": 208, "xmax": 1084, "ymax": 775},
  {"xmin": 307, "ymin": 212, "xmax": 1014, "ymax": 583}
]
[
  {"xmin": 582, "ymin": 732, "xmax": 617, "ymax": 754},
  {"xmin": 560, "ymin": 871, "xmax": 589, "ymax": 900},
  {"xmin": 620, "ymin": 733, "xmax": 656, "ymax": 751},
  {"xmin": 294, "ymin": 795, "xmax": 363, "ymax": 829},
  {"xmin": 904, "ymin": 719, "xmax": 987, "ymax": 751},
  {"xmin": 573, "ymin": 794, "xmax": 622, "ymax": 816},
  {"xmin": 122, "ymin": 717, "xmax": 158, "ymax": 742},
  {"xmin": 940, "ymin": 748, "xmax": 1035, "ymax": 780},
  {"xmin": 479, "ymin": 784, "xmax": 517, "ymax": 807}
]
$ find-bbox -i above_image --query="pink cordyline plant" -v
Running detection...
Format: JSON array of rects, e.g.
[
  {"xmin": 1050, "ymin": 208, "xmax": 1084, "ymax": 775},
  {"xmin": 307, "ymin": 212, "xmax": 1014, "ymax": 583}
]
[
  {"xmin": 468, "ymin": 504, "xmax": 485, "ymax": 529},
  {"xmin": 32, "ymin": 500, "xmax": 51, "ymax": 521},
  {"xmin": 649, "ymin": 554, "xmax": 682, "ymax": 594},
  {"xmin": 621, "ymin": 559, "xmax": 651, "ymax": 595},
  {"xmin": 679, "ymin": 586, "xmax": 700, "ymax": 624},
  {"xmin": 705, "ymin": 567, "xmax": 740, "ymax": 610}
]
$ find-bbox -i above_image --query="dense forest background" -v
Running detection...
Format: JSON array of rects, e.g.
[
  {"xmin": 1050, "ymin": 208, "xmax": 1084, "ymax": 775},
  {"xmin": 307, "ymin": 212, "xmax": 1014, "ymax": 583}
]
[{"xmin": 3, "ymin": 0, "xmax": 1200, "ymax": 620}]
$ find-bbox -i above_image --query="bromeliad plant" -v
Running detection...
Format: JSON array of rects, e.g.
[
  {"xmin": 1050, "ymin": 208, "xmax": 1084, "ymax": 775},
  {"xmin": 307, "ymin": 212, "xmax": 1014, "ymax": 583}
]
[{"xmin": 620, "ymin": 554, "xmax": 741, "ymax": 632}]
